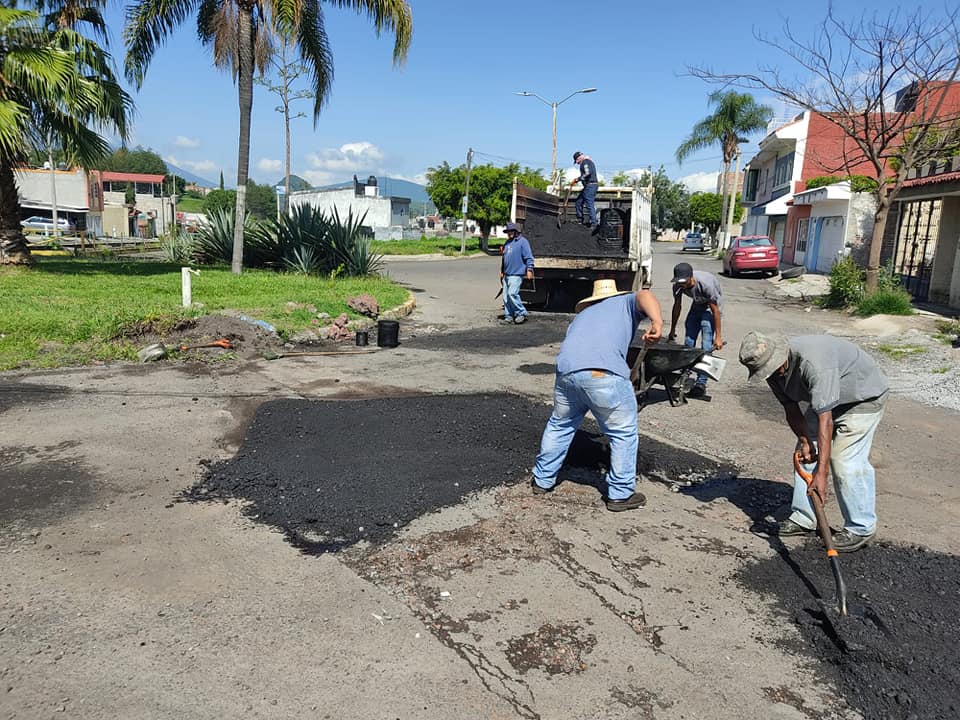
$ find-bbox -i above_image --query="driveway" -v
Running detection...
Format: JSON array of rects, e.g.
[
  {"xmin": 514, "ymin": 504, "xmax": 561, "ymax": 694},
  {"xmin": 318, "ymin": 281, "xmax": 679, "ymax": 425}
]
[{"xmin": 1, "ymin": 243, "xmax": 958, "ymax": 719}]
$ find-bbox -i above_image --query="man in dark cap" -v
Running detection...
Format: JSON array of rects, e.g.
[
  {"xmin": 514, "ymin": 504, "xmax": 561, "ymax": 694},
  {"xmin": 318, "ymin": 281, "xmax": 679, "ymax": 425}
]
[
  {"xmin": 739, "ymin": 331, "xmax": 888, "ymax": 552},
  {"xmin": 499, "ymin": 222, "xmax": 534, "ymax": 325},
  {"xmin": 570, "ymin": 151, "xmax": 599, "ymax": 228},
  {"xmin": 667, "ymin": 262, "xmax": 724, "ymax": 397},
  {"xmin": 532, "ymin": 279, "xmax": 663, "ymax": 511}
]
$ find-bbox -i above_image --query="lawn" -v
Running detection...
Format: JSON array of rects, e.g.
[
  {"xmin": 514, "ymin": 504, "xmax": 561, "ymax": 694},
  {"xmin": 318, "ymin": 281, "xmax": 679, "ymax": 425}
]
[
  {"xmin": 371, "ymin": 235, "xmax": 486, "ymax": 256},
  {"xmin": 174, "ymin": 196, "xmax": 205, "ymax": 213},
  {"xmin": 0, "ymin": 258, "xmax": 409, "ymax": 370}
]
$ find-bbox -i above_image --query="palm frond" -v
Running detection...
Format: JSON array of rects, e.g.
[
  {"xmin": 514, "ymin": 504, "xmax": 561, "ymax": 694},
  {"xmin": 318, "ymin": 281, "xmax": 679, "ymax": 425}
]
[
  {"xmin": 294, "ymin": 0, "xmax": 333, "ymax": 119},
  {"xmin": 323, "ymin": 0, "xmax": 411, "ymax": 65},
  {"xmin": 123, "ymin": 0, "xmax": 202, "ymax": 87}
]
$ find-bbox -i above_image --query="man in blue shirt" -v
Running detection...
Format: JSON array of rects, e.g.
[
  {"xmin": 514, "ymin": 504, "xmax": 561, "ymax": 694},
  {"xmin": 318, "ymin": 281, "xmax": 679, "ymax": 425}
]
[
  {"xmin": 532, "ymin": 279, "xmax": 663, "ymax": 511},
  {"xmin": 570, "ymin": 151, "xmax": 599, "ymax": 228},
  {"xmin": 500, "ymin": 222, "xmax": 535, "ymax": 325}
]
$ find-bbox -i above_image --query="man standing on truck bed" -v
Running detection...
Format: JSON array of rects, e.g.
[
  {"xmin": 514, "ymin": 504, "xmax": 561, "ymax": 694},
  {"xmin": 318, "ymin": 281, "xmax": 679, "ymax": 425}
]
[
  {"xmin": 667, "ymin": 262, "xmax": 723, "ymax": 398},
  {"xmin": 500, "ymin": 222, "xmax": 534, "ymax": 325},
  {"xmin": 571, "ymin": 151, "xmax": 599, "ymax": 228},
  {"xmin": 531, "ymin": 279, "xmax": 663, "ymax": 511}
]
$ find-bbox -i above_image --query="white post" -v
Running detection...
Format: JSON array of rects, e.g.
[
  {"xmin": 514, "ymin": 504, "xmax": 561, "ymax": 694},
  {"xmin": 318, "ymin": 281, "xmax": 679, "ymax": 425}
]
[
  {"xmin": 723, "ymin": 150, "xmax": 743, "ymax": 249},
  {"xmin": 181, "ymin": 267, "xmax": 199, "ymax": 307}
]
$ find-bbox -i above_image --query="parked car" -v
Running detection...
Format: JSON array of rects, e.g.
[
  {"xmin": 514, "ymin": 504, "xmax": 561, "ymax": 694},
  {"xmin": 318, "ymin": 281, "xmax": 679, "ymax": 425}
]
[
  {"xmin": 682, "ymin": 232, "xmax": 705, "ymax": 252},
  {"xmin": 20, "ymin": 215, "xmax": 76, "ymax": 235},
  {"xmin": 722, "ymin": 235, "xmax": 780, "ymax": 277}
]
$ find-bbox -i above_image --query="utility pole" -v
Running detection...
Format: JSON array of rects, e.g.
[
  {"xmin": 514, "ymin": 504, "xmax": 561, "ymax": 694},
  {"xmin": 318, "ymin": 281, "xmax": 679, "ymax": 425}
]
[
  {"xmin": 460, "ymin": 147, "xmax": 473, "ymax": 255},
  {"xmin": 47, "ymin": 130, "xmax": 59, "ymax": 240}
]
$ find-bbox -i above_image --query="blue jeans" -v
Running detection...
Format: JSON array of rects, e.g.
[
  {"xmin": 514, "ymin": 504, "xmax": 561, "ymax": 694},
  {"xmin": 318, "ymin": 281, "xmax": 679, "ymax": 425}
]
[
  {"xmin": 533, "ymin": 370, "xmax": 638, "ymax": 500},
  {"xmin": 575, "ymin": 183, "xmax": 598, "ymax": 225},
  {"xmin": 502, "ymin": 275, "xmax": 526, "ymax": 320},
  {"xmin": 790, "ymin": 406, "xmax": 885, "ymax": 536},
  {"xmin": 684, "ymin": 305, "xmax": 715, "ymax": 387}
]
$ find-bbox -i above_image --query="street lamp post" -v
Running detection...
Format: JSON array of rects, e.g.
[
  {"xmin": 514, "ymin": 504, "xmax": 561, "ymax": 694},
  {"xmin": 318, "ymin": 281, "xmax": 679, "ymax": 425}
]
[{"xmin": 515, "ymin": 88, "xmax": 597, "ymax": 184}]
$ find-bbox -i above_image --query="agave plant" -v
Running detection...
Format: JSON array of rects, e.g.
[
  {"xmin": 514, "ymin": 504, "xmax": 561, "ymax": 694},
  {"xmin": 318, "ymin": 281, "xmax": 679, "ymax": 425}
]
[
  {"xmin": 282, "ymin": 244, "xmax": 323, "ymax": 275},
  {"xmin": 192, "ymin": 208, "xmax": 260, "ymax": 265},
  {"xmin": 161, "ymin": 230, "xmax": 195, "ymax": 263},
  {"xmin": 326, "ymin": 207, "xmax": 384, "ymax": 276}
]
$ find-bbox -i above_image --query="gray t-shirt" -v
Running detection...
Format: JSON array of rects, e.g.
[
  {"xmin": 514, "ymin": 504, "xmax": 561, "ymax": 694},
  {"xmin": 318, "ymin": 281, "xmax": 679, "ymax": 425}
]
[
  {"xmin": 678, "ymin": 270, "xmax": 723, "ymax": 309},
  {"xmin": 767, "ymin": 335, "xmax": 888, "ymax": 415}
]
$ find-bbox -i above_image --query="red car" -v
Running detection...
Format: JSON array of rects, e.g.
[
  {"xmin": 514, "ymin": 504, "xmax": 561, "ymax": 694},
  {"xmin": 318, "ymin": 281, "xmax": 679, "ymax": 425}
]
[{"xmin": 722, "ymin": 235, "xmax": 780, "ymax": 277}]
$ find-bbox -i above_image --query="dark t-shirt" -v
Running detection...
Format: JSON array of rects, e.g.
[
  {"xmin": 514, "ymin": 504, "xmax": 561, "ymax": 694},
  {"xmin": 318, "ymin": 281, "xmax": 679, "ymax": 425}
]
[{"xmin": 578, "ymin": 158, "xmax": 598, "ymax": 185}]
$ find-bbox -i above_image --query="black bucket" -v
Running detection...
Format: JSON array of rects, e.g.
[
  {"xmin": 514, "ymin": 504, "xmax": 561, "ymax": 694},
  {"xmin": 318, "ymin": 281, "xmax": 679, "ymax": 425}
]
[
  {"xmin": 355, "ymin": 330, "xmax": 369, "ymax": 347},
  {"xmin": 377, "ymin": 320, "xmax": 400, "ymax": 348}
]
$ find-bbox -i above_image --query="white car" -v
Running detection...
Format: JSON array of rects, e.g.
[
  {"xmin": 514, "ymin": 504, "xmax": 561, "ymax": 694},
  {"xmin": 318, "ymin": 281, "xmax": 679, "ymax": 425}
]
[
  {"xmin": 20, "ymin": 215, "xmax": 76, "ymax": 235},
  {"xmin": 682, "ymin": 232, "xmax": 705, "ymax": 252}
]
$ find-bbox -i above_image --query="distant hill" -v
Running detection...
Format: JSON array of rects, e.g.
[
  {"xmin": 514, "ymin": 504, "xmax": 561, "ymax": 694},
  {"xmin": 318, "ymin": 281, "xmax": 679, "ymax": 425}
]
[
  {"xmin": 165, "ymin": 161, "xmax": 217, "ymax": 189},
  {"xmin": 272, "ymin": 174, "xmax": 312, "ymax": 192},
  {"xmin": 313, "ymin": 176, "xmax": 435, "ymax": 214}
]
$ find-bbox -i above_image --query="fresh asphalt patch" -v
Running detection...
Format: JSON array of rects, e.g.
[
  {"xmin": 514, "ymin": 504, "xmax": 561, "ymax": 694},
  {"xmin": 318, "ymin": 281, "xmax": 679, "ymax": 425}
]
[
  {"xmin": 738, "ymin": 541, "xmax": 960, "ymax": 720},
  {"xmin": 185, "ymin": 393, "xmax": 733, "ymax": 553}
]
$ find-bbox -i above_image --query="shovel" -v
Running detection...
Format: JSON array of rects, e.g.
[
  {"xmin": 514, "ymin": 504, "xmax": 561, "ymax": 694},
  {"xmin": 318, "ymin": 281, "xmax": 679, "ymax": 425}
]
[
  {"xmin": 557, "ymin": 185, "xmax": 573, "ymax": 228},
  {"xmin": 179, "ymin": 338, "xmax": 234, "ymax": 351},
  {"xmin": 793, "ymin": 453, "xmax": 890, "ymax": 641}
]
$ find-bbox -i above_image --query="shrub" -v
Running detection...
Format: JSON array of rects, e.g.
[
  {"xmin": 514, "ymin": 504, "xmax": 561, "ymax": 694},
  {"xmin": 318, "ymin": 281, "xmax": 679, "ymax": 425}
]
[
  {"xmin": 326, "ymin": 208, "xmax": 384, "ymax": 276},
  {"xmin": 821, "ymin": 256, "xmax": 864, "ymax": 308},
  {"xmin": 161, "ymin": 231, "xmax": 195, "ymax": 263},
  {"xmin": 804, "ymin": 174, "xmax": 878, "ymax": 193},
  {"xmin": 192, "ymin": 208, "xmax": 260, "ymax": 265},
  {"xmin": 856, "ymin": 287, "xmax": 915, "ymax": 316}
]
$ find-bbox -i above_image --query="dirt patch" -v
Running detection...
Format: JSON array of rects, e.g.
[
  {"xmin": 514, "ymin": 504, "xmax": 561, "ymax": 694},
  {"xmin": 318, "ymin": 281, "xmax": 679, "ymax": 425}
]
[
  {"xmin": 0, "ymin": 448, "xmax": 102, "ymax": 528},
  {"xmin": 738, "ymin": 541, "xmax": 960, "ymax": 720},
  {"xmin": 122, "ymin": 314, "xmax": 284, "ymax": 363},
  {"xmin": 505, "ymin": 623, "xmax": 596, "ymax": 675}
]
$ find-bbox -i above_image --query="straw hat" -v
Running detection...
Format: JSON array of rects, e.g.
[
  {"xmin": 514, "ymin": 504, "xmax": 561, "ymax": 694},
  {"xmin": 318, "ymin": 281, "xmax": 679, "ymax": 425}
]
[{"xmin": 574, "ymin": 279, "xmax": 633, "ymax": 313}]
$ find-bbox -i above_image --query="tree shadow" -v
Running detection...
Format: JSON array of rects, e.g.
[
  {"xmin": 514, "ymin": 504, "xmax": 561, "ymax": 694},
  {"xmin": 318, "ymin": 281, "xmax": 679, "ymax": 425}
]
[{"xmin": 33, "ymin": 258, "xmax": 190, "ymax": 277}]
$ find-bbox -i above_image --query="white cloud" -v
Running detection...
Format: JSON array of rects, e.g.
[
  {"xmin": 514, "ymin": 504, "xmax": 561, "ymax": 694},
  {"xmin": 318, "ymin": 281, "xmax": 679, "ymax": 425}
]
[
  {"xmin": 257, "ymin": 158, "xmax": 283, "ymax": 173},
  {"xmin": 173, "ymin": 135, "xmax": 200, "ymax": 148},
  {"xmin": 391, "ymin": 172, "xmax": 428, "ymax": 185},
  {"xmin": 164, "ymin": 155, "xmax": 217, "ymax": 173},
  {"xmin": 306, "ymin": 141, "xmax": 385, "ymax": 174},
  {"xmin": 679, "ymin": 171, "xmax": 719, "ymax": 193},
  {"xmin": 302, "ymin": 169, "xmax": 335, "ymax": 186}
]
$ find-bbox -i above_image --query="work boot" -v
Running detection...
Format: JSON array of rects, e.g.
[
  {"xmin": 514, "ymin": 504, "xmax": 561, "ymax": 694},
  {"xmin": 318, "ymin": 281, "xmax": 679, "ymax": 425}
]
[
  {"xmin": 531, "ymin": 479, "xmax": 552, "ymax": 495},
  {"xmin": 832, "ymin": 529, "xmax": 875, "ymax": 553},
  {"xmin": 775, "ymin": 518, "xmax": 815, "ymax": 537},
  {"xmin": 605, "ymin": 492, "xmax": 646, "ymax": 512},
  {"xmin": 514, "ymin": 315, "xmax": 527, "ymax": 325}
]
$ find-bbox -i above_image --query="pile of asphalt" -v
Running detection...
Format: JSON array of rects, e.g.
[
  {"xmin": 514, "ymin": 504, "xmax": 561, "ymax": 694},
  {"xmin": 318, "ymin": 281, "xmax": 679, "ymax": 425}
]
[
  {"xmin": 186, "ymin": 394, "xmax": 732, "ymax": 553},
  {"xmin": 524, "ymin": 213, "xmax": 628, "ymax": 258},
  {"xmin": 739, "ymin": 542, "xmax": 960, "ymax": 719}
]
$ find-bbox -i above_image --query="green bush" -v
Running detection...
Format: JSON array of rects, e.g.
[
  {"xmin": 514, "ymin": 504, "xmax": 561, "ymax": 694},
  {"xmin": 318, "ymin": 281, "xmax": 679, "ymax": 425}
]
[
  {"xmin": 856, "ymin": 287, "xmax": 915, "ymax": 316},
  {"xmin": 821, "ymin": 256, "xmax": 864, "ymax": 308},
  {"xmin": 804, "ymin": 174, "xmax": 878, "ymax": 193},
  {"xmin": 161, "ymin": 231, "xmax": 195, "ymax": 263},
  {"xmin": 192, "ymin": 208, "xmax": 261, "ymax": 265}
]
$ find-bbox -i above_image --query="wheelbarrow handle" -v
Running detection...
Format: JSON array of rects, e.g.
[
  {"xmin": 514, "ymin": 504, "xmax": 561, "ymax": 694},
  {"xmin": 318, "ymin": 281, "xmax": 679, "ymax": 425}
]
[{"xmin": 794, "ymin": 452, "xmax": 848, "ymax": 614}]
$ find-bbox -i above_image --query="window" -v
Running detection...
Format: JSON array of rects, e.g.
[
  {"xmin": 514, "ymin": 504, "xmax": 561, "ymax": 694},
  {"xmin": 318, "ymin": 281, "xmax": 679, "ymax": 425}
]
[
  {"xmin": 773, "ymin": 152, "xmax": 795, "ymax": 188},
  {"xmin": 744, "ymin": 169, "xmax": 760, "ymax": 202},
  {"xmin": 739, "ymin": 236, "xmax": 772, "ymax": 248},
  {"xmin": 135, "ymin": 182, "xmax": 153, "ymax": 195},
  {"xmin": 796, "ymin": 218, "xmax": 809, "ymax": 252}
]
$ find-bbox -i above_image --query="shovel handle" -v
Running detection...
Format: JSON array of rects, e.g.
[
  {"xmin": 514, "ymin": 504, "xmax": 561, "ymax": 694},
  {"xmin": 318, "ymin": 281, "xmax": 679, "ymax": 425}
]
[{"xmin": 794, "ymin": 452, "xmax": 848, "ymax": 615}]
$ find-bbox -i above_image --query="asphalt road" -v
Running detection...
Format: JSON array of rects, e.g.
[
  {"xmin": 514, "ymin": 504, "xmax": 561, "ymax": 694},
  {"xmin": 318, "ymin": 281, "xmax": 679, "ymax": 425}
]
[{"xmin": 2, "ymin": 241, "xmax": 958, "ymax": 719}]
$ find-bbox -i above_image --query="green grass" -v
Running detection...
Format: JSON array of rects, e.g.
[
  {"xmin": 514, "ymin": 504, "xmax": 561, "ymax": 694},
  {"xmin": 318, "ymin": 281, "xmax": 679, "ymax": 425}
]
[
  {"xmin": 854, "ymin": 288, "xmax": 915, "ymax": 316},
  {"xmin": 875, "ymin": 343, "xmax": 927, "ymax": 360},
  {"xmin": 371, "ymin": 235, "xmax": 485, "ymax": 256},
  {"xmin": 933, "ymin": 319, "xmax": 960, "ymax": 345},
  {"xmin": 175, "ymin": 196, "xmax": 205, "ymax": 213},
  {"xmin": 0, "ymin": 258, "xmax": 409, "ymax": 370},
  {"xmin": 933, "ymin": 366, "xmax": 951, "ymax": 374}
]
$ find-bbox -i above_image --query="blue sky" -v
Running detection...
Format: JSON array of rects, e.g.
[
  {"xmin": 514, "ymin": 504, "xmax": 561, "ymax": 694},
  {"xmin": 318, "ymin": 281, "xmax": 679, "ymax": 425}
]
[{"xmin": 101, "ymin": 0, "xmax": 915, "ymax": 190}]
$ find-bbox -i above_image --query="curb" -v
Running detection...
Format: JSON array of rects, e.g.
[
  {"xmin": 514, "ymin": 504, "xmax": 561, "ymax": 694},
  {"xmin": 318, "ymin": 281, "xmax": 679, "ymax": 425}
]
[{"xmin": 379, "ymin": 292, "xmax": 418, "ymax": 321}]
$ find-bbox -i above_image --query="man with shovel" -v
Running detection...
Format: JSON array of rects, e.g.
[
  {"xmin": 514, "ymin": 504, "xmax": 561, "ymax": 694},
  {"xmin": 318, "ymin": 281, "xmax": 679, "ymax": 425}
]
[
  {"xmin": 531, "ymin": 280, "xmax": 663, "ymax": 511},
  {"xmin": 668, "ymin": 262, "xmax": 724, "ymax": 398},
  {"xmin": 570, "ymin": 151, "xmax": 599, "ymax": 228},
  {"xmin": 738, "ymin": 331, "xmax": 888, "ymax": 552}
]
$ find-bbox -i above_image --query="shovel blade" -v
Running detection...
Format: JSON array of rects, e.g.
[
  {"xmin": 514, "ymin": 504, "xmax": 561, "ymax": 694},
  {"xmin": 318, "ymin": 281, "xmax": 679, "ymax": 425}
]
[{"xmin": 692, "ymin": 355, "xmax": 727, "ymax": 381}]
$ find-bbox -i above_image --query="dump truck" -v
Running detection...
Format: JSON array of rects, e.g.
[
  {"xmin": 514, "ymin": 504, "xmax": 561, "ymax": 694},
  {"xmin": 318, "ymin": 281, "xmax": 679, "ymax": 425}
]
[{"xmin": 494, "ymin": 180, "xmax": 653, "ymax": 309}]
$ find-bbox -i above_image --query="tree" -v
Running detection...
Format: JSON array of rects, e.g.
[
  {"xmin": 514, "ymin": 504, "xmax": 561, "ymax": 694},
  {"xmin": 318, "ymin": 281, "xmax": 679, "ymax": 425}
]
[
  {"xmin": 203, "ymin": 189, "xmax": 237, "ymax": 216},
  {"xmin": 245, "ymin": 180, "xmax": 277, "ymax": 219},
  {"xmin": 689, "ymin": 192, "xmax": 743, "ymax": 235},
  {"xmin": 691, "ymin": 7, "xmax": 960, "ymax": 291},
  {"xmin": 0, "ymin": 7, "xmax": 131, "ymax": 264},
  {"xmin": 676, "ymin": 91, "xmax": 773, "ymax": 248},
  {"xmin": 610, "ymin": 170, "xmax": 633, "ymax": 187},
  {"xmin": 639, "ymin": 166, "xmax": 692, "ymax": 232},
  {"xmin": 426, "ymin": 162, "xmax": 547, "ymax": 240},
  {"xmin": 256, "ymin": 37, "xmax": 315, "ymax": 207},
  {"xmin": 124, "ymin": 0, "xmax": 412, "ymax": 276},
  {"xmin": 219, "ymin": 171, "xmax": 224, "ymax": 191},
  {"xmin": 98, "ymin": 146, "xmax": 167, "ymax": 174}
]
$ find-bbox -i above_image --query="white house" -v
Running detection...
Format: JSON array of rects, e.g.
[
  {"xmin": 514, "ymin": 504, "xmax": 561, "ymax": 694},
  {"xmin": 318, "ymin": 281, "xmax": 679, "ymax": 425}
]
[
  {"xmin": 14, "ymin": 168, "xmax": 89, "ymax": 231},
  {"xmin": 791, "ymin": 181, "xmax": 877, "ymax": 273},
  {"xmin": 288, "ymin": 175, "xmax": 411, "ymax": 238}
]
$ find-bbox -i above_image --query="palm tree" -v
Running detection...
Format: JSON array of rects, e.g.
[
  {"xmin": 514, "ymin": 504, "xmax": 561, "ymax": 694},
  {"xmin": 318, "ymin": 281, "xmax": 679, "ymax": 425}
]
[
  {"xmin": 676, "ymin": 91, "xmax": 773, "ymax": 248},
  {"xmin": 0, "ymin": 7, "xmax": 132, "ymax": 265},
  {"xmin": 124, "ymin": 0, "xmax": 412, "ymax": 275}
]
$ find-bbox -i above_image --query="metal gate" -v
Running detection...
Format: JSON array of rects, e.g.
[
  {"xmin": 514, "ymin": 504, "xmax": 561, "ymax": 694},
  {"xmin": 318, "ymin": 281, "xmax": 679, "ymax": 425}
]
[{"xmin": 894, "ymin": 199, "xmax": 940, "ymax": 300}]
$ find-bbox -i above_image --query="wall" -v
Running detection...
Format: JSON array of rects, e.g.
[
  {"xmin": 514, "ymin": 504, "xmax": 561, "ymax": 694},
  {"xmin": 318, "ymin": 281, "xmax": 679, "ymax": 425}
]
[
  {"xmin": 14, "ymin": 168, "xmax": 89, "ymax": 211},
  {"xmin": 932, "ymin": 196, "xmax": 960, "ymax": 307},
  {"xmin": 806, "ymin": 199, "xmax": 849, "ymax": 272},
  {"xmin": 845, "ymin": 192, "xmax": 877, "ymax": 266},
  {"xmin": 290, "ymin": 188, "xmax": 393, "ymax": 227},
  {"xmin": 801, "ymin": 113, "xmax": 885, "ymax": 184}
]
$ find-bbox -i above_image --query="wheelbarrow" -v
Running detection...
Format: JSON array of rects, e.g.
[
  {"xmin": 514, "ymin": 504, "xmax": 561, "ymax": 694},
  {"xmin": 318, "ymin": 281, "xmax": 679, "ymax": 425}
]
[{"xmin": 628, "ymin": 342, "xmax": 727, "ymax": 409}]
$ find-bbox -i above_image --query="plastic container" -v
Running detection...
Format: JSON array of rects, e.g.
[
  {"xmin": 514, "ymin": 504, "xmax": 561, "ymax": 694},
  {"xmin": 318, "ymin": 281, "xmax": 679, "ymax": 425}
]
[{"xmin": 376, "ymin": 320, "xmax": 400, "ymax": 348}]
